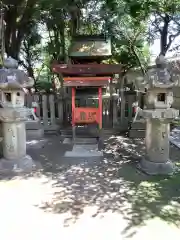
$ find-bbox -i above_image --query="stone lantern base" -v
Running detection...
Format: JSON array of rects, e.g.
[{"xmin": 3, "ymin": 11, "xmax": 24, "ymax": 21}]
[
  {"xmin": 0, "ymin": 155, "xmax": 36, "ymax": 175},
  {"xmin": 138, "ymin": 157, "xmax": 175, "ymax": 175}
]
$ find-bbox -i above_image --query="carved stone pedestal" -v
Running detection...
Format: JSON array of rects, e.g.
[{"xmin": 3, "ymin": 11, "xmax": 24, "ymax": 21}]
[
  {"xmin": 0, "ymin": 109, "xmax": 35, "ymax": 174},
  {"xmin": 138, "ymin": 117, "xmax": 178, "ymax": 175}
]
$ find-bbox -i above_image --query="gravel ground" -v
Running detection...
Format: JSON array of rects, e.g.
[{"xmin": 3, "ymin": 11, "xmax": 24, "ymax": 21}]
[{"xmin": 0, "ymin": 134, "xmax": 180, "ymax": 240}]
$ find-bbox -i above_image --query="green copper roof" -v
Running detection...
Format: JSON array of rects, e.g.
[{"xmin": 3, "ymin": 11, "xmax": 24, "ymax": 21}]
[{"xmin": 69, "ymin": 35, "xmax": 112, "ymax": 58}]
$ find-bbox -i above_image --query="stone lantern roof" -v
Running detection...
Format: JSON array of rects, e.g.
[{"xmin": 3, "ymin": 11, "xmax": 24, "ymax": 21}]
[
  {"xmin": 0, "ymin": 57, "xmax": 34, "ymax": 89},
  {"xmin": 126, "ymin": 55, "xmax": 180, "ymax": 91},
  {"xmin": 144, "ymin": 55, "xmax": 179, "ymax": 89}
]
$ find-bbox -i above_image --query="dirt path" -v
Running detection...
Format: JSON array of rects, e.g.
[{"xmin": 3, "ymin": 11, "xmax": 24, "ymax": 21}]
[{"xmin": 0, "ymin": 135, "xmax": 180, "ymax": 240}]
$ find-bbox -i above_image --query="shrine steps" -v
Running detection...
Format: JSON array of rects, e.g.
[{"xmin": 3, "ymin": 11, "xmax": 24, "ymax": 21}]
[
  {"xmin": 60, "ymin": 127, "xmax": 98, "ymax": 138},
  {"xmin": 60, "ymin": 127, "xmax": 119, "ymax": 138}
]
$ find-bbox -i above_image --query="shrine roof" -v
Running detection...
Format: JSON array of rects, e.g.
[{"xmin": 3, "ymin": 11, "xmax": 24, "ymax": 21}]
[
  {"xmin": 52, "ymin": 63, "xmax": 122, "ymax": 75},
  {"xmin": 69, "ymin": 34, "xmax": 112, "ymax": 58},
  {"xmin": 63, "ymin": 76, "xmax": 111, "ymax": 86}
]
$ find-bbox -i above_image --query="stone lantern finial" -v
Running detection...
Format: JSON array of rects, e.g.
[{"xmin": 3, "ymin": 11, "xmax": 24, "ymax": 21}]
[
  {"xmin": 146, "ymin": 55, "xmax": 172, "ymax": 85},
  {"xmin": 4, "ymin": 57, "xmax": 18, "ymax": 69},
  {"xmin": 156, "ymin": 54, "xmax": 167, "ymax": 68},
  {"xmin": 0, "ymin": 57, "xmax": 34, "ymax": 89}
]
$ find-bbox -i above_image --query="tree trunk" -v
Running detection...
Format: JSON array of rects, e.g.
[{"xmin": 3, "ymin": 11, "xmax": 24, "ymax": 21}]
[
  {"xmin": 160, "ymin": 15, "xmax": 170, "ymax": 56},
  {"xmin": 4, "ymin": 0, "xmax": 37, "ymax": 59},
  {"xmin": 27, "ymin": 66, "xmax": 35, "ymax": 79}
]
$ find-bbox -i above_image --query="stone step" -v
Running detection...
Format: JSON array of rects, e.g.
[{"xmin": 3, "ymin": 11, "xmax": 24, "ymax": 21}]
[
  {"xmin": 129, "ymin": 129, "xmax": 145, "ymax": 138},
  {"xmin": 26, "ymin": 121, "xmax": 42, "ymax": 130},
  {"xmin": 103, "ymin": 128, "xmax": 120, "ymax": 133},
  {"xmin": 60, "ymin": 128, "xmax": 71, "ymax": 134},
  {"xmin": 63, "ymin": 137, "xmax": 98, "ymax": 144},
  {"xmin": 61, "ymin": 131, "xmax": 99, "ymax": 138},
  {"xmin": 130, "ymin": 121, "xmax": 146, "ymax": 130},
  {"xmin": 26, "ymin": 129, "xmax": 44, "ymax": 139},
  {"xmin": 64, "ymin": 144, "xmax": 103, "ymax": 158},
  {"xmin": 60, "ymin": 128, "xmax": 117, "ymax": 138}
]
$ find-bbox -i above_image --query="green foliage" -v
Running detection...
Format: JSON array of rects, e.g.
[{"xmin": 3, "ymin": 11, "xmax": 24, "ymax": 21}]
[
  {"xmin": 101, "ymin": 4, "xmax": 149, "ymax": 73},
  {"xmin": 20, "ymin": 25, "xmax": 42, "ymax": 77},
  {"xmin": 0, "ymin": 0, "xmax": 152, "ymax": 90},
  {"xmin": 124, "ymin": 0, "xmax": 180, "ymax": 55},
  {"xmin": 2, "ymin": 0, "xmax": 180, "ymax": 76},
  {"xmin": 35, "ymin": 80, "xmax": 54, "ymax": 93}
]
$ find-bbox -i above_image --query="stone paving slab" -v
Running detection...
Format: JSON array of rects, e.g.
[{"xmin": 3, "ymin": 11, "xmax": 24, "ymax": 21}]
[
  {"xmin": 73, "ymin": 144, "xmax": 99, "ymax": 151},
  {"xmin": 26, "ymin": 135, "xmax": 73, "ymax": 170},
  {"xmin": 0, "ymin": 135, "xmax": 180, "ymax": 240},
  {"xmin": 63, "ymin": 138, "xmax": 72, "ymax": 144},
  {"xmin": 1, "ymin": 176, "xmax": 180, "ymax": 240},
  {"xmin": 63, "ymin": 138, "xmax": 98, "ymax": 145},
  {"xmin": 64, "ymin": 144, "xmax": 103, "ymax": 158}
]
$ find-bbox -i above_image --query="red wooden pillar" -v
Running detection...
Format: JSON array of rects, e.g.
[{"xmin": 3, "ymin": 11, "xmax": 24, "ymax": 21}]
[
  {"xmin": 72, "ymin": 87, "xmax": 76, "ymax": 140},
  {"xmin": 72, "ymin": 87, "xmax": 75, "ymax": 126},
  {"xmin": 98, "ymin": 87, "xmax": 102, "ymax": 129}
]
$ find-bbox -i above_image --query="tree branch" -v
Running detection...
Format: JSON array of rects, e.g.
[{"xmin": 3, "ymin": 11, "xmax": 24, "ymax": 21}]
[
  {"xmin": 151, "ymin": 15, "xmax": 163, "ymax": 34},
  {"xmin": 166, "ymin": 31, "xmax": 180, "ymax": 52},
  {"xmin": 160, "ymin": 14, "xmax": 171, "ymax": 55}
]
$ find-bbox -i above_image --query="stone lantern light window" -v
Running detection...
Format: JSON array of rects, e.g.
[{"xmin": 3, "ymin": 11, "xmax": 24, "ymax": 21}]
[
  {"xmin": 157, "ymin": 93, "xmax": 166, "ymax": 102},
  {"xmin": 5, "ymin": 92, "xmax": 11, "ymax": 102}
]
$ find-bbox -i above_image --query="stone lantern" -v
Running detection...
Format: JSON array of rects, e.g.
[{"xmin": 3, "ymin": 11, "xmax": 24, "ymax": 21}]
[
  {"xmin": 0, "ymin": 57, "xmax": 35, "ymax": 173},
  {"xmin": 138, "ymin": 55, "xmax": 179, "ymax": 175}
]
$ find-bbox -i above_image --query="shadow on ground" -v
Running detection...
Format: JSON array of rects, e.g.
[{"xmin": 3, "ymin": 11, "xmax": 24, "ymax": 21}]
[{"xmin": 2, "ymin": 134, "xmax": 180, "ymax": 237}]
